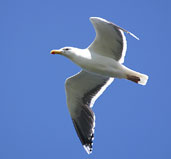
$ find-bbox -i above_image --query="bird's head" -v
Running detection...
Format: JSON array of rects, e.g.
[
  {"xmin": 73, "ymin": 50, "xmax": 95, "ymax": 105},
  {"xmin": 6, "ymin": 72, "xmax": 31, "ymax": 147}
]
[{"xmin": 50, "ymin": 47, "xmax": 78, "ymax": 58}]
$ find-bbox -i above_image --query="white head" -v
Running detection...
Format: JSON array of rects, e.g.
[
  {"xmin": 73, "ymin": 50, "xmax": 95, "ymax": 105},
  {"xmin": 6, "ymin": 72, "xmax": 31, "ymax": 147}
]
[{"xmin": 50, "ymin": 47, "xmax": 79, "ymax": 59}]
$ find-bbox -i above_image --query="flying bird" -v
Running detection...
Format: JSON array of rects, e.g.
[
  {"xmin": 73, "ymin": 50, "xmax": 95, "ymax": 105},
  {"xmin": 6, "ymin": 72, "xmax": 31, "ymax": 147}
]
[{"xmin": 50, "ymin": 17, "xmax": 148, "ymax": 154}]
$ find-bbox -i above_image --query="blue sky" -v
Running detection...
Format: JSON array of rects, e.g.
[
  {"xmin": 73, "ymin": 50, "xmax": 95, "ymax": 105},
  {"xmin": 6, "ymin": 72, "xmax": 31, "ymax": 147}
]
[{"xmin": 0, "ymin": 0, "xmax": 170, "ymax": 159}]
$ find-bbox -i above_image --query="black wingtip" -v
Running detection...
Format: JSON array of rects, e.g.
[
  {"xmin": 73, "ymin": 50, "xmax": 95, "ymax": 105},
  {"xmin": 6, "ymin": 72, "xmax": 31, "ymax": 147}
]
[{"xmin": 72, "ymin": 119, "xmax": 94, "ymax": 154}]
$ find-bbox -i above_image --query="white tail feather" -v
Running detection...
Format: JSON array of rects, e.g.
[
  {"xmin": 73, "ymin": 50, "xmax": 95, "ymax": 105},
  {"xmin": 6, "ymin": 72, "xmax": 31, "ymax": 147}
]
[
  {"xmin": 124, "ymin": 67, "xmax": 148, "ymax": 85},
  {"xmin": 137, "ymin": 73, "xmax": 148, "ymax": 85}
]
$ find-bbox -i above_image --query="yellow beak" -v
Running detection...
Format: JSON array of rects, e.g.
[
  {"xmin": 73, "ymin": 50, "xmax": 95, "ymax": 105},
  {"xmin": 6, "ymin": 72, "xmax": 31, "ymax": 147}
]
[{"xmin": 50, "ymin": 50, "xmax": 62, "ymax": 54}]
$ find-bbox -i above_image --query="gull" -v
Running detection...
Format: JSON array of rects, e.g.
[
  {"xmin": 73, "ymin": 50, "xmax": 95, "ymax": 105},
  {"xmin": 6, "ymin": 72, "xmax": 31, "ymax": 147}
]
[{"xmin": 50, "ymin": 17, "xmax": 148, "ymax": 154}]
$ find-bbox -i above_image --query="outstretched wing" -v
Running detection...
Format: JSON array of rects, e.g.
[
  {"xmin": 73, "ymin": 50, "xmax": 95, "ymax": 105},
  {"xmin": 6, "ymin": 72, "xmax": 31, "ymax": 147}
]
[
  {"xmin": 65, "ymin": 70, "xmax": 113, "ymax": 154},
  {"xmin": 88, "ymin": 17, "xmax": 139, "ymax": 64}
]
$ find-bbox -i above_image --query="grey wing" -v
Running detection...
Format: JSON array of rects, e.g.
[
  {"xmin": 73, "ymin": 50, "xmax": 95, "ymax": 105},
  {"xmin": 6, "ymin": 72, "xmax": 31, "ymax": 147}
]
[
  {"xmin": 88, "ymin": 17, "xmax": 139, "ymax": 64},
  {"xmin": 65, "ymin": 70, "xmax": 114, "ymax": 154}
]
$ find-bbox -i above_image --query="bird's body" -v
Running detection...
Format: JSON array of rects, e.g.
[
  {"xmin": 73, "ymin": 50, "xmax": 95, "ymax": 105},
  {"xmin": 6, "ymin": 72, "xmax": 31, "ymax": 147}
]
[
  {"xmin": 67, "ymin": 48, "xmax": 128, "ymax": 79},
  {"xmin": 51, "ymin": 17, "xmax": 148, "ymax": 154}
]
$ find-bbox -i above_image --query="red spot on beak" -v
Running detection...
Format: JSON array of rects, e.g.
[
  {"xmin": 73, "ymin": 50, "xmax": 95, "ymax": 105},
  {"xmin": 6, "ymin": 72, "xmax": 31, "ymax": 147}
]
[
  {"xmin": 50, "ymin": 50, "xmax": 62, "ymax": 54},
  {"xmin": 51, "ymin": 51, "xmax": 56, "ymax": 54}
]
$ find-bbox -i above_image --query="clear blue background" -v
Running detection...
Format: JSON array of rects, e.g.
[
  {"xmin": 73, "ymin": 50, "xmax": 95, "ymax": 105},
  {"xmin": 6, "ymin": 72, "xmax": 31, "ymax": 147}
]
[{"xmin": 1, "ymin": 0, "xmax": 170, "ymax": 159}]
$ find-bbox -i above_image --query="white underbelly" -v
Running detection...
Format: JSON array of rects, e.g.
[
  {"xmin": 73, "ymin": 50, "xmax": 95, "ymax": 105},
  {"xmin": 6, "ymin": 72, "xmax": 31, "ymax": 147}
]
[{"xmin": 72, "ymin": 55, "xmax": 126, "ymax": 79}]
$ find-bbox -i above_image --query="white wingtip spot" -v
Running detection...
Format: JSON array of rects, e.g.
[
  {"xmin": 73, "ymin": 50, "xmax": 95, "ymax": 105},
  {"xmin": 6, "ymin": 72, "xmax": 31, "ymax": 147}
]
[
  {"xmin": 83, "ymin": 145, "xmax": 92, "ymax": 154},
  {"xmin": 128, "ymin": 32, "xmax": 140, "ymax": 40}
]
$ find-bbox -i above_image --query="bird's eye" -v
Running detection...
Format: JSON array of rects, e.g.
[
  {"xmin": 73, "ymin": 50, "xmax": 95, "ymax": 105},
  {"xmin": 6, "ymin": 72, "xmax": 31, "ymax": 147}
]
[{"xmin": 64, "ymin": 48, "xmax": 70, "ymax": 51}]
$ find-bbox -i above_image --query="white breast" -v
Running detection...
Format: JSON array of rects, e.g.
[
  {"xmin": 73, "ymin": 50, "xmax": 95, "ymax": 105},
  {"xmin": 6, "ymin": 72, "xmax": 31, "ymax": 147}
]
[{"xmin": 71, "ymin": 49, "xmax": 125, "ymax": 78}]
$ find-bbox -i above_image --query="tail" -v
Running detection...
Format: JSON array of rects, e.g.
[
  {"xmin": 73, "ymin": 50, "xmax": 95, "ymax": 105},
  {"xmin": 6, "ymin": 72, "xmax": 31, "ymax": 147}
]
[{"xmin": 125, "ymin": 68, "xmax": 148, "ymax": 85}]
